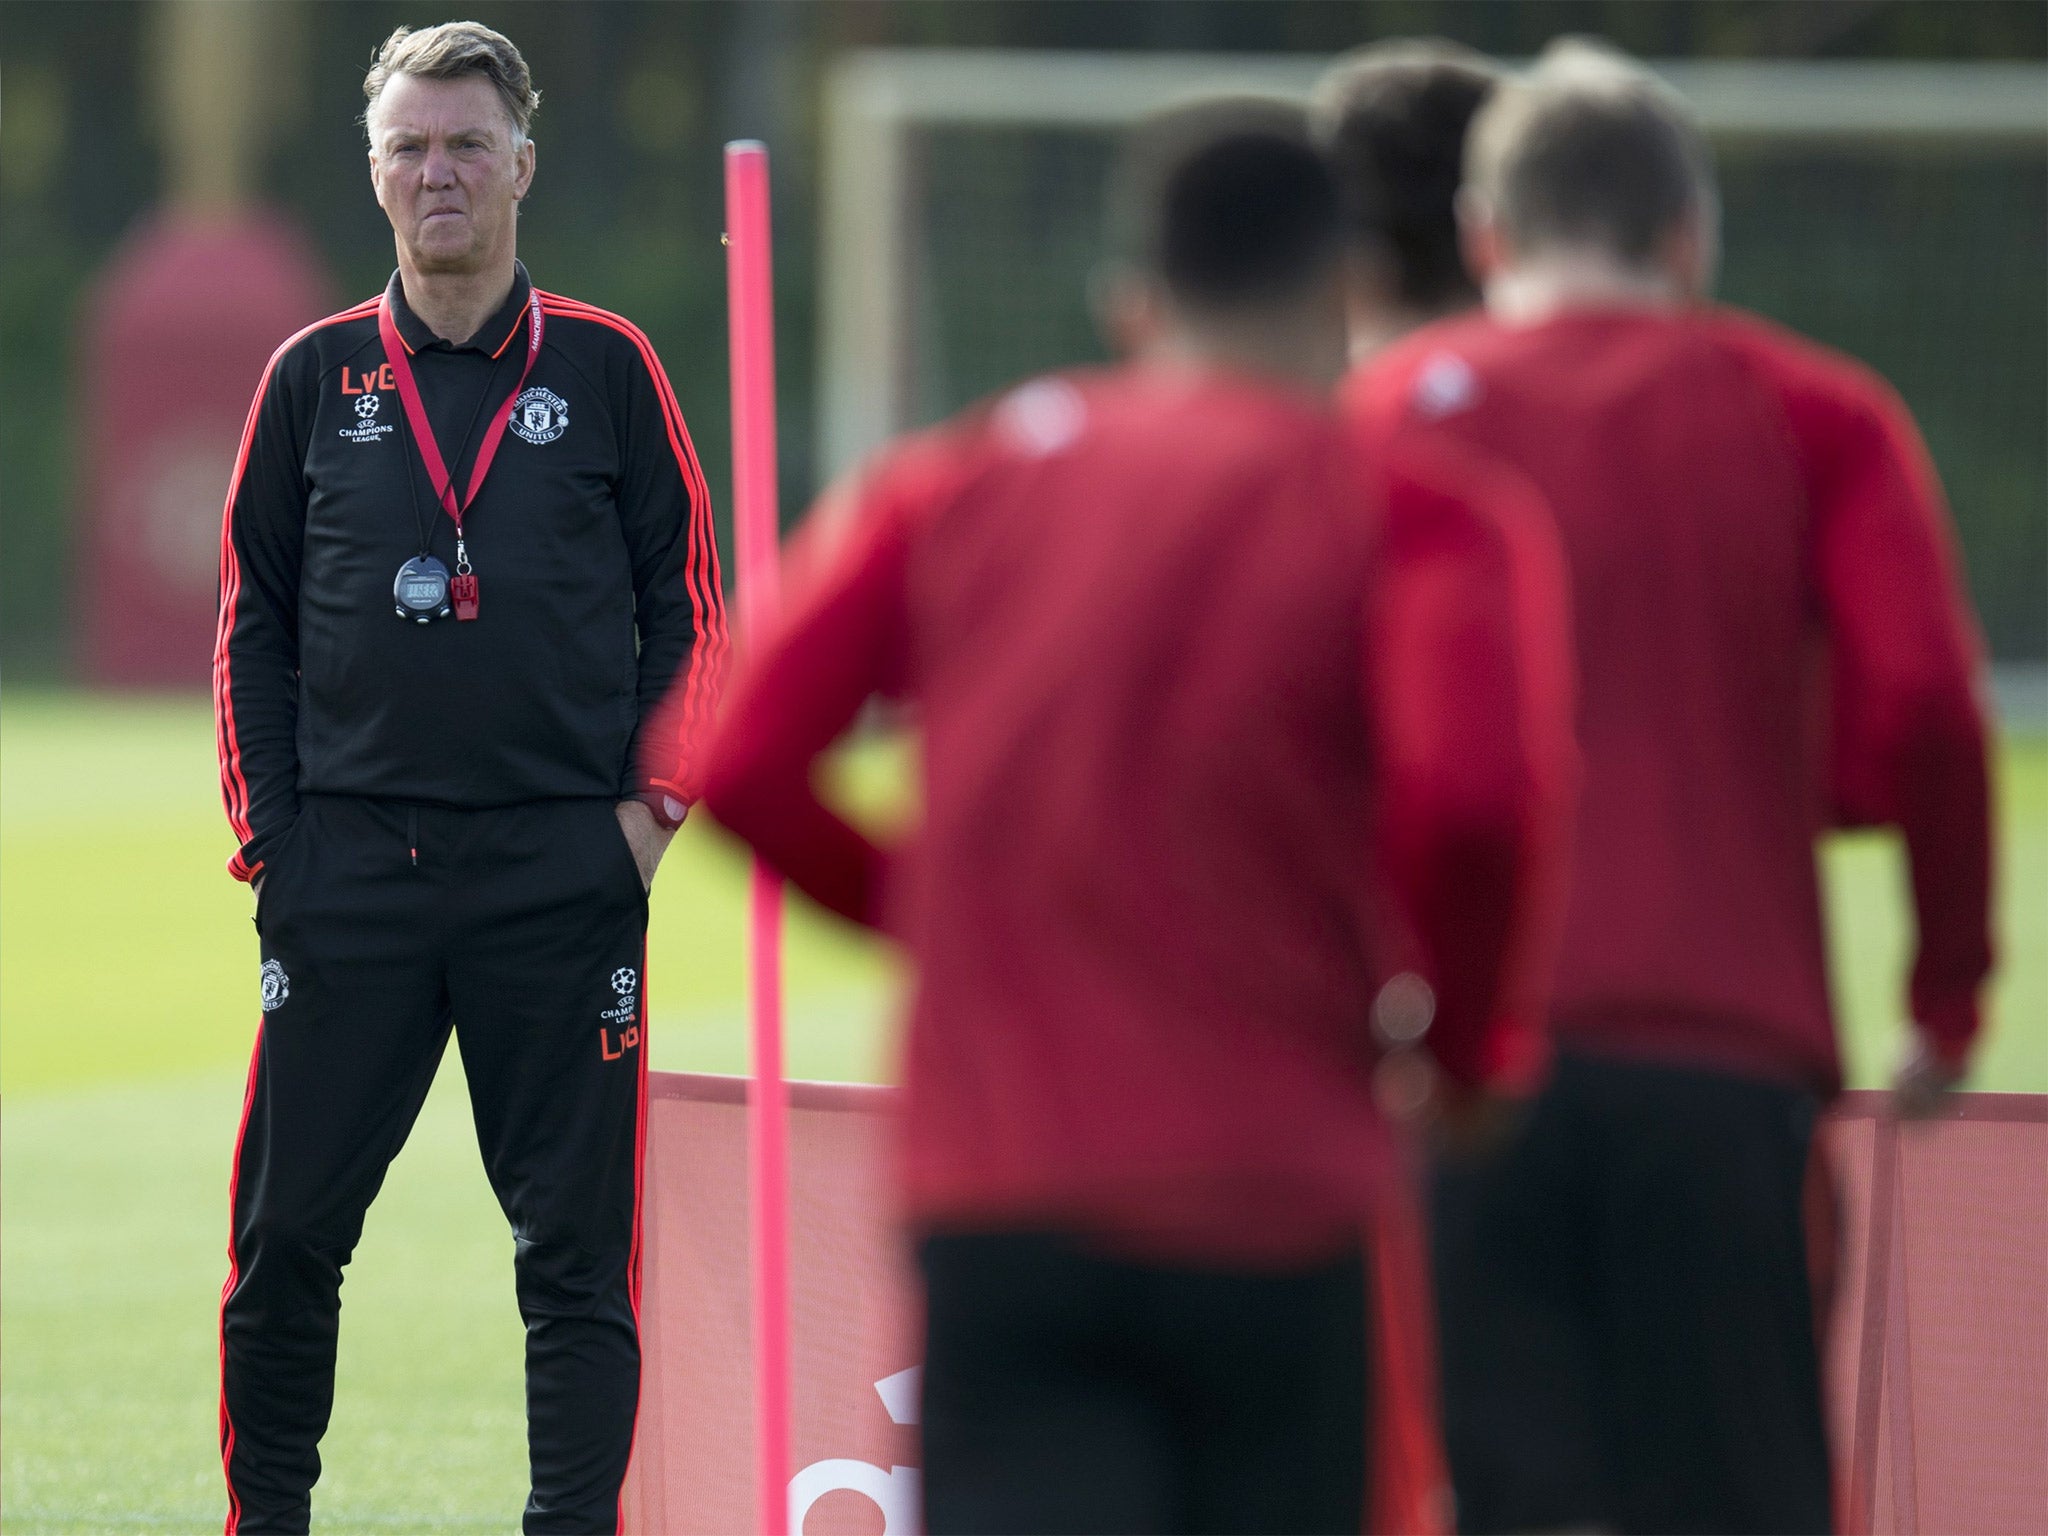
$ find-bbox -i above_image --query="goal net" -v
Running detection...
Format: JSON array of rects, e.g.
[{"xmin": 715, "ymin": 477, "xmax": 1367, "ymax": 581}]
[{"xmin": 815, "ymin": 51, "xmax": 2047, "ymax": 661}]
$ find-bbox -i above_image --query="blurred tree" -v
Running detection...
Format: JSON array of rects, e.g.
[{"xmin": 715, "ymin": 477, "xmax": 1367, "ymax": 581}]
[{"xmin": 72, "ymin": 0, "xmax": 334, "ymax": 686}]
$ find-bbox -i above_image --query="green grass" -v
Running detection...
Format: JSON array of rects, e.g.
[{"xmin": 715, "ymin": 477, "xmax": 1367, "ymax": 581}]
[
  {"xmin": 1828, "ymin": 752, "xmax": 2048, "ymax": 1093},
  {"xmin": 2, "ymin": 692, "xmax": 2041, "ymax": 1533},
  {"xmin": 0, "ymin": 692, "xmax": 909, "ymax": 1098}
]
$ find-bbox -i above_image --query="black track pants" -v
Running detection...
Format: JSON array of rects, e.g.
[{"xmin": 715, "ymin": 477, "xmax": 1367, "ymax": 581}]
[
  {"xmin": 917, "ymin": 1230, "xmax": 1371, "ymax": 1535},
  {"xmin": 220, "ymin": 795, "xmax": 650, "ymax": 1535},
  {"xmin": 1431, "ymin": 1051, "xmax": 1833, "ymax": 1536}
]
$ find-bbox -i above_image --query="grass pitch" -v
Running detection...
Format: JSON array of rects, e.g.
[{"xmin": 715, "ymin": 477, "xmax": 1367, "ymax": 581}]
[{"xmin": 2, "ymin": 691, "xmax": 2041, "ymax": 1533}]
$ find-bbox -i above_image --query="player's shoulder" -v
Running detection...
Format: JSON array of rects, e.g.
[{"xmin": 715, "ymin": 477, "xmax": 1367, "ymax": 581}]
[
  {"xmin": 1359, "ymin": 310, "xmax": 1505, "ymax": 389},
  {"xmin": 1385, "ymin": 428, "xmax": 1541, "ymax": 514},
  {"xmin": 893, "ymin": 367, "xmax": 1115, "ymax": 483},
  {"xmin": 1338, "ymin": 315, "xmax": 1531, "ymax": 486},
  {"xmin": 860, "ymin": 414, "xmax": 987, "ymax": 506},
  {"xmin": 1696, "ymin": 306, "xmax": 1905, "ymax": 422},
  {"xmin": 1378, "ymin": 309, "xmax": 1504, "ymax": 373},
  {"xmin": 1335, "ymin": 339, "xmax": 1555, "ymax": 562},
  {"xmin": 1342, "ymin": 312, "xmax": 1506, "ymax": 435},
  {"xmin": 792, "ymin": 399, "xmax": 1002, "ymax": 582},
  {"xmin": 981, "ymin": 369, "xmax": 1106, "ymax": 456},
  {"xmin": 268, "ymin": 296, "xmax": 383, "ymax": 387},
  {"xmin": 831, "ymin": 378, "xmax": 1040, "ymax": 528},
  {"xmin": 959, "ymin": 363, "xmax": 1329, "ymax": 458},
  {"xmin": 1376, "ymin": 428, "xmax": 1548, "ymax": 554}
]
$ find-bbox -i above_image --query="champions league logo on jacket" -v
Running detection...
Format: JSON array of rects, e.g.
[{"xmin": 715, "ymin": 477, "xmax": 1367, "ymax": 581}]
[
  {"xmin": 510, "ymin": 386, "xmax": 569, "ymax": 445},
  {"xmin": 338, "ymin": 390, "xmax": 396, "ymax": 443}
]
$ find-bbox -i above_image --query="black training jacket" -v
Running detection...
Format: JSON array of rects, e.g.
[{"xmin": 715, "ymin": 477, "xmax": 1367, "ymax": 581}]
[{"xmin": 213, "ymin": 264, "xmax": 728, "ymax": 883}]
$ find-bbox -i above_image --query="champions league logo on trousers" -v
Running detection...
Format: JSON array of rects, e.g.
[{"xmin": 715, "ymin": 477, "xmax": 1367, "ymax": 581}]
[{"xmin": 600, "ymin": 966, "xmax": 640, "ymax": 1059}]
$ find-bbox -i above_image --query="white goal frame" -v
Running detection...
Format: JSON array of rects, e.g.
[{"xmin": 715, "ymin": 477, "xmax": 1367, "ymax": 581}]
[{"xmin": 816, "ymin": 48, "xmax": 2048, "ymax": 479}]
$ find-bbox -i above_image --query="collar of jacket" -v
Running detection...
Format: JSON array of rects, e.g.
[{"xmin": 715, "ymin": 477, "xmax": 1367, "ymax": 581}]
[{"xmin": 383, "ymin": 260, "xmax": 534, "ymax": 359}]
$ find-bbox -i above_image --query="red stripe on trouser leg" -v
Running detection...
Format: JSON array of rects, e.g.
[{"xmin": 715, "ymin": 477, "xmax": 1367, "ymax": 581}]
[
  {"xmin": 219, "ymin": 1022, "xmax": 265, "ymax": 1534},
  {"xmin": 618, "ymin": 937, "xmax": 650, "ymax": 1535}
]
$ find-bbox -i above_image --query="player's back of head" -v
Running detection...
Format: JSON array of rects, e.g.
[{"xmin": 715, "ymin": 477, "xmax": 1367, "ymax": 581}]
[
  {"xmin": 1467, "ymin": 38, "xmax": 1714, "ymax": 268},
  {"xmin": 1108, "ymin": 97, "xmax": 1344, "ymax": 316},
  {"xmin": 1312, "ymin": 40, "xmax": 1500, "ymax": 312}
]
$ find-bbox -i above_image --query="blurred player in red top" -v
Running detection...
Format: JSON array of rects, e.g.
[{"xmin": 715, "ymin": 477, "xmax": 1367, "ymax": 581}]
[
  {"xmin": 704, "ymin": 99, "xmax": 1572, "ymax": 1535},
  {"xmin": 1314, "ymin": 43, "xmax": 1576, "ymax": 1536},
  {"xmin": 1314, "ymin": 39, "xmax": 1578, "ymax": 1090},
  {"xmin": 1349, "ymin": 41, "xmax": 1996, "ymax": 1535}
]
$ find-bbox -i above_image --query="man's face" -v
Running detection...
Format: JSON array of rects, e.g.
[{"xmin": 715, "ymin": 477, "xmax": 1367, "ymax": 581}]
[{"xmin": 368, "ymin": 72, "xmax": 535, "ymax": 275}]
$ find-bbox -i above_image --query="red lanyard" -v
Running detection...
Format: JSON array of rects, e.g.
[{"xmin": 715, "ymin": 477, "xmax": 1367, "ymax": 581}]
[{"xmin": 378, "ymin": 287, "xmax": 545, "ymax": 600}]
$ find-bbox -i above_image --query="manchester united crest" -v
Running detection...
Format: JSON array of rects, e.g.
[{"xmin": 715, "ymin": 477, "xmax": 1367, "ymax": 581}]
[
  {"xmin": 510, "ymin": 386, "xmax": 569, "ymax": 445},
  {"xmin": 259, "ymin": 958, "xmax": 290, "ymax": 1012}
]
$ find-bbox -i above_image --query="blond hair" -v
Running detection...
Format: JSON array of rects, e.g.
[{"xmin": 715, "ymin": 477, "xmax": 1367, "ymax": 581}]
[
  {"xmin": 1466, "ymin": 38, "xmax": 1712, "ymax": 264},
  {"xmin": 363, "ymin": 21, "xmax": 539, "ymax": 143}
]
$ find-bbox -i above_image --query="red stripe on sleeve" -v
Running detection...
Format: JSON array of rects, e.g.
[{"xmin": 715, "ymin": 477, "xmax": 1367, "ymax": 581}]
[
  {"xmin": 212, "ymin": 297, "xmax": 380, "ymax": 879},
  {"xmin": 539, "ymin": 296, "xmax": 730, "ymax": 799}
]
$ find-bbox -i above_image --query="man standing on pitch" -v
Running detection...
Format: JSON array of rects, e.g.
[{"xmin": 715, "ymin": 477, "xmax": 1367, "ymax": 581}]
[
  {"xmin": 703, "ymin": 99, "xmax": 1571, "ymax": 1534},
  {"xmin": 212, "ymin": 21, "xmax": 725, "ymax": 1532},
  {"xmin": 1352, "ymin": 42, "xmax": 1995, "ymax": 1534}
]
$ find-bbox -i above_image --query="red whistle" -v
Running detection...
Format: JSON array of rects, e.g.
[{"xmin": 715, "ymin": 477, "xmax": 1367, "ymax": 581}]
[{"xmin": 451, "ymin": 573, "xmax": 480, "ymax": 621}]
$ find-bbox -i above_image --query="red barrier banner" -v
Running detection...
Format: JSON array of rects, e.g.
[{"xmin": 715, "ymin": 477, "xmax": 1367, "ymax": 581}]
[
  {"xmin": 1821, "ymin": 1092, "xmax": 2048, "ymax": 1536},
  {"xmin": 623, "ymin": 1075, "xmax": 919, "ymax": 1535},
  {"xmin": 625, "ymin": 1076, "xmax": 2047, "ymax": 1536}
]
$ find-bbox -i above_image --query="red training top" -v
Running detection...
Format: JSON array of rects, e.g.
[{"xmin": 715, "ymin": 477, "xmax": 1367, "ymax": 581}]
[
  {"xmin": 1347, "ymin": 307, "xmax": 1995, "ymax": 1093},
  {"xmin": 703, "ymin": 365, "xmax": 1573, "ymax": 1261}
]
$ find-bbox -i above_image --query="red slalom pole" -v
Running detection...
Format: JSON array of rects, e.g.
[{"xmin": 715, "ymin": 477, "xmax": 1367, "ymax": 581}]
[{"xmin": 724, "ymin": 139, "xmax": 791, "ymax": 1536}]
